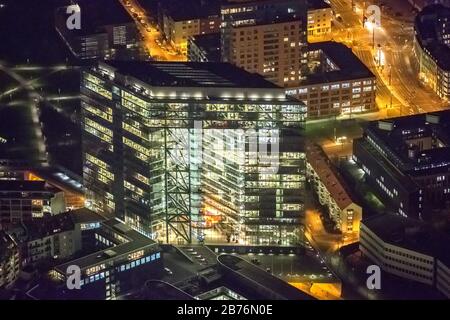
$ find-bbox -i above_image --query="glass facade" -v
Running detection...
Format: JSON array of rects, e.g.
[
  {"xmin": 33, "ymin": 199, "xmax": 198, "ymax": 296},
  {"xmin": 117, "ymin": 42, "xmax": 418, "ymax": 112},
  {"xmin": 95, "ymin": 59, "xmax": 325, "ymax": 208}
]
[{"xmin": 81, "ymin": 63, "xmax": 306, "ymax": 246}]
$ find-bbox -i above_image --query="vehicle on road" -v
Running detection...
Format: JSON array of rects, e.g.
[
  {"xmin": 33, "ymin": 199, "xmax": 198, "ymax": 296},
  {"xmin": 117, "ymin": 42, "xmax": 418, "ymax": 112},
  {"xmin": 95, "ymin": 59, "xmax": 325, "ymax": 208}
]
[{"xmin": 164, "ymin": 267, "xmax": 173, "ymax": 275}]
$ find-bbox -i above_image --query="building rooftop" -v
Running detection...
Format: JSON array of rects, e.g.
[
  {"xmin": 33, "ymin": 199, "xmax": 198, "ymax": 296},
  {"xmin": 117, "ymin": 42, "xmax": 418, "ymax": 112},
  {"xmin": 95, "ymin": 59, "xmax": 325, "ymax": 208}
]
[
  {"xmin": 55, "ymin": 218, "xmax": 159, "ymax": 273},
  {"xmin": 218, "ymin": 254, "xmax": 315, "ymax": 300},
  {"xmin": 0, "ymin": 180, "xmax": 55, "ymax": 194},
  {"xmin": 68, "ymin": 208, "xmax": 105, "ymax": 224},
  {"xmin": 362, "ymin": 214, "xmax": 450, "ymax": 266},
  {"xmin": 364, "ymin": 111, "xmax": 450, "ymax": 175},
  {"xmin": 55, "ymin": 0, "xmax": 133, "ymax": 35},
  {"xmin": 221, "ymin": 0, "xmax": 306, "ymax": 26},
  {"xmin": 189, "ymin": 33, "xmax": 221, "ymax": 62},
  {"xmin": 160, "ymin": 0, "xmax": 221, "ymax": 21},
  {"xmin": 306, "ymin": 143, "xmax": 355, "ymax": 210},
  {"xmin": 415, "ymin": 4, "xmax": 450, "ymax": 71},
  {"xmin": 24, "ymin": 213, "xmax": 75, "ymax": 241},
  {"xmin": 307, "ymin": 0, "xmax": 332, "ymax": 10},
  {"xmin": 142, "ymin": 280, "xmax": 195, "ymax": 300},
  {"xmin": 103, "ymin": 61, "xmax": 280, "ymax": 89},
  {"xmin": 305, "ymin": 42, "xmax": 375, "ymax": 85}
]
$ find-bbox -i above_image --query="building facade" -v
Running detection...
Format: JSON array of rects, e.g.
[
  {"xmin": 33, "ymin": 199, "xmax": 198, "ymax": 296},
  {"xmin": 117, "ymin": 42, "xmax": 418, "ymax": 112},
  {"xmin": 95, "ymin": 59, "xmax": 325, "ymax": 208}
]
[
  {"xmin": 287, "ymin": 42, "xmax": 376, "ymax": 119},
  {"xmin": 158, "ymin": 0, "xmax": 221, "ymax": 54},
  {"xmin": 353, "ymin": 112, "xmax": 450, "ymax": 221},
  {"xmin": 52, "ymin": 219, "xmax": 162, "ymax": 300},
  {"xmin": 0, "ymin": 231, "xmax": 20, "ymax": 289},
  {"xmin": 81, "ymin": 61, "xmax": 306, "ymax": 246},
  {"xmin": 221, "ymin": 0, "xmax": 308, "ymax": 87},
  {"xmin": 414, "ymin": 4, "xmax": 450, "ymax": 100},
  {"xmin": 360, "ymin": 214, "xmax": 450, "ymax": 298},
  {"xmin": 0, "ymin": 180, "xmax": 63, "ymax": 228},
  {"xmin": 307, "ymin": 0, "xmax": 333, "ymax": 40},
  {"xmin": 306, "ymin": 143, "xmax": 362, "ymax": 234}
]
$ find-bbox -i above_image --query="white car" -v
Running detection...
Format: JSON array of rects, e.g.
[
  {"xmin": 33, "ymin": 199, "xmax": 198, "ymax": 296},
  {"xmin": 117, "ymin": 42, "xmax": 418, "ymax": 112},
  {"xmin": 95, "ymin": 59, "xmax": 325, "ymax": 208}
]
[{"xmin": 164, "ymin": 267, "xmax": 173, "ymax": 275}]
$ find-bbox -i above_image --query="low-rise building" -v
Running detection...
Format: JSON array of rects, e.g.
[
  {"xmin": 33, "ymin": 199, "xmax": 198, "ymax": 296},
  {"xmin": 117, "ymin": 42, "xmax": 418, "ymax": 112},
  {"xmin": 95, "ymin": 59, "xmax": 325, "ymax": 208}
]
[
  {"xmin": 306, "ymin": 143, "xmax": 362, "ymax": 234},
  {"xmin": 0, "ymin": 180, "xmax": 64, "ymax": 228},
  {"xmin": 307, "ymin": 0, "xmax": 333, "ymax": 40},
  {"xmin": 0, "ymin": 231, "xmax": 20, "ymax": 289},
  {"xmin": 286, "ymin": 42, "xmax": 377, "ymax": 119},
  {"xmin": 158, "ymin": 0, "xmax": 221, "ymax": 54},
  {"xmin": 9, "ymin": 213, "xmax": 81, "ymax": 265},
  {"xmin": 6, "ymin": 208, "xmax": 102, "ymax": 266},
  {"xmin": 51, "ymin": 218, "xmax": 162, "ymax": 300},
  {"xmin": 360, "ymin": 214, "xmax": 450, "ymax": 298}
]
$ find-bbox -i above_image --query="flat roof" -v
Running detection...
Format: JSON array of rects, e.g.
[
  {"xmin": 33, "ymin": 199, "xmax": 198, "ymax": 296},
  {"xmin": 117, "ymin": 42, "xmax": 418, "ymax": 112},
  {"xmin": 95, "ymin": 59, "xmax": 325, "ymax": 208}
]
[
  {"xmin": 221, "ymin": 0, "xmax": 306, "ymax": 26},
  {"xmin": 0, "ymin": 180, "xmax": 53, "ymax": 193},
  {"xmin": 103, "ymin": 61, "xmax": 280, "ymax": 89},
  {"xmin": 68, "ymin": 208, "xmax": 105, "ymax": 224},
  {"xmin": 305, "ymin": 42, "xmax": 375, "ymax": 85},
  {"xmin": 218, "ymin": 254, "xmax": 315, "ymax": 300},
  {"xmin": 362, "ymin": 214, "xmax": 450, "ymax": 266},
  {"xmin": 55, "ymin": 218, "xmax": 159, "ymax": 273},
  {"xmin": 143, "ymin": 280, "xmax": 195, "ymax": 300},
  {"xmin": 160, "ymin": 0, "xmax": 221, "ymax": 21},
  {"xmin": 365, "ymin": 110, "xmax": 450, "ymax": 174},
  {"xmin": 189, "ymin": 33, "xmax": 221, "ymax": 62},
  {"xmin": 307, "ymin": 0, "xmax": 332, "ymax": 10},
  {"xmin": 353, "ymin": 137, "xmax": 418, "ymax": 189}
]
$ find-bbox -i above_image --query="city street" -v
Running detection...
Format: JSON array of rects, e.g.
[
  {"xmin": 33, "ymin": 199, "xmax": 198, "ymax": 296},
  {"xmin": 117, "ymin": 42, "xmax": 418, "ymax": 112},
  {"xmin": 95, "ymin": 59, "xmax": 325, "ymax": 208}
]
[
  {"xmin": 119, "ymin": 0, "xmax": 186, "ymax": 61},
  {"xmin": 325, "ymin": 0, "xmax": 448, "ymax": 118}
]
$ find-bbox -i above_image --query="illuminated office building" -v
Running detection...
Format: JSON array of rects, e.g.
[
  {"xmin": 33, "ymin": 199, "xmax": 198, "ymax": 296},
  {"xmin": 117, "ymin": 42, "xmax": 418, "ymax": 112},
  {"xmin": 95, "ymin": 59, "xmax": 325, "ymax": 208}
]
[
  {"xmin": 81, "ymin": 61, "xmax": 306, "ymax": 246},
  {"xmin": 353, "ymin": 111, "xmax": 450, "ymax": 221}
]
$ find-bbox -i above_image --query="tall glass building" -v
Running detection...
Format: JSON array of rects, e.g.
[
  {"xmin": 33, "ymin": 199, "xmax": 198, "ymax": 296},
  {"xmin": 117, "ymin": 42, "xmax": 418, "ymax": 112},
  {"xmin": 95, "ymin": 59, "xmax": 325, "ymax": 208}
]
[{"xmin": 81, "ymin": 61, "xmax": 306, "ymax": 246}]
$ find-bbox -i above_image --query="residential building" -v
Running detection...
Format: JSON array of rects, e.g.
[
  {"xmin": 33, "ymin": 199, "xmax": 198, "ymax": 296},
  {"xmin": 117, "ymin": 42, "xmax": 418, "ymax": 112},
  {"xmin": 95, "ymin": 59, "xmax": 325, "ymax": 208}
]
[
  {"xmin": 414, "ymin": 4, "xmax": 450, "ymax": 100},
  {"xmin": 307, "ymin": 0, "xmax": 333, "ymax": 40},
  {"xmin": 81, "ymin": 61, "xmax": 306, "ymax": 246},
  {"xmin": 4, "ymin": 208, "xmax": 102, "ymax": 266},
  {"xmin": 55, "ymin": 0, "xmax": 144, "ymax": 60},
  {"xmin": 353, "ymin": 111, "xmax": 450, "ymax": 221},
  {"xmin": 221, "ymin": 0, "xmax": 308, "ymax": 87},
  {"xmin": 306, "ymin": 143, "xmax": 362, "ymax": 234},
  {"xmin": 158, "ymin": 0, "xmax": 221, "ymax": 54},
  {"xmin": 360, "ymin": 214, "xmax": 450, "ymax": 298},
  {"xmin": 0, "ymin": 231, "xmax": 20, "ymax": 289},
  {"xmin": 11, "ymin": 213, "xmax": 83, "ymax": 265},
  {"xmin": 286, "ymin": 42, "xmax": 376, "ymax": 118},
  {"xmin": 0, "ymin": 180, "xmax": 64, "ymax": 228}
]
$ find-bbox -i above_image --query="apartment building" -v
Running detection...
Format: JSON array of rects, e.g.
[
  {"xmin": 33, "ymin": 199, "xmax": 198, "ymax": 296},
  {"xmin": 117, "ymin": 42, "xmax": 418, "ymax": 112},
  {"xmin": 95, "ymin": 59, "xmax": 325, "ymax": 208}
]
[
  {"xmin": 221, "ymin": 0, "xmax": 308, "ymax": 87},
  {"xmin": 307, "ymin": 0, "xmax": 333, "ymax": 40},
  {"xmin": 158, "ymin": 0, "xmax": 221, "ymax": 54},
  {"xmin": 306, "ymin": 143, "xmax": 362, "ymax": 234}
]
